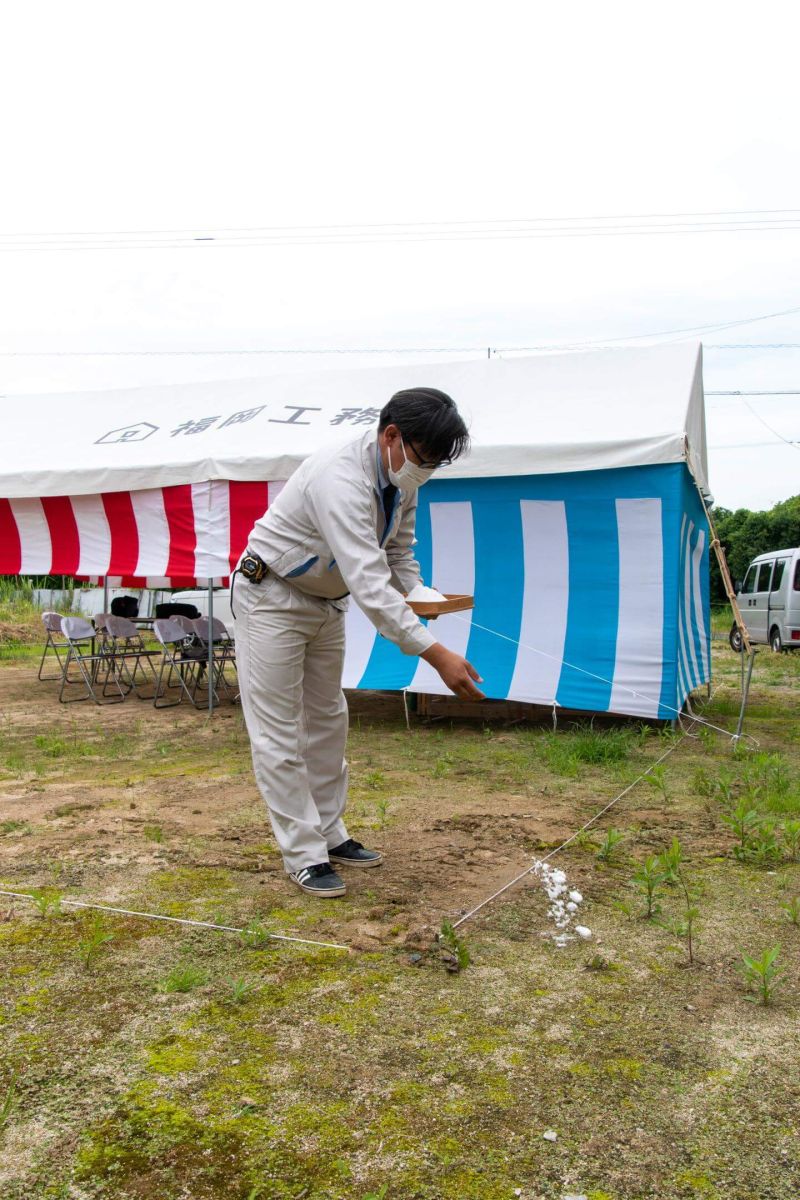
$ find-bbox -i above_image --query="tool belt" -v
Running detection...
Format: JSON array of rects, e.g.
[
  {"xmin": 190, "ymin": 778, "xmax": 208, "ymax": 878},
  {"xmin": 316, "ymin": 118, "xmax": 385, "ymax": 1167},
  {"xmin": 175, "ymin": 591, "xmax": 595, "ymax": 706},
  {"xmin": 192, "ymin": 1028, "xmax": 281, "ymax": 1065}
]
[
  {"xmin": 240, "ymin": 550, "xmax": 269, "ymax": 583},
  {"xmin": 238, "ymin": 548, "xmax": 349, "ymax": 604}
]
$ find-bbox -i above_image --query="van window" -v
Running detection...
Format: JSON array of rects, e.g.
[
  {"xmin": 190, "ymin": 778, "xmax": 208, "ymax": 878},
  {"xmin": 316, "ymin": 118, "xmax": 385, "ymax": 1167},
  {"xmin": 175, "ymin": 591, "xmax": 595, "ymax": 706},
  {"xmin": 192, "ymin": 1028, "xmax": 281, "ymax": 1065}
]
[
  {"xmin": 772, "ymin": 560, "xmax": 788, "ymax": 591},
  {"xmin": 795, "ymin": 561, "xmax": 800, "ymax": 592},
  {"xmin": 756, "ymin": 561, "xmax": 774, "ymax": 592},
  {"xmin": 740, "ymin": 566, "xmax": 757, "ymax": 594}
]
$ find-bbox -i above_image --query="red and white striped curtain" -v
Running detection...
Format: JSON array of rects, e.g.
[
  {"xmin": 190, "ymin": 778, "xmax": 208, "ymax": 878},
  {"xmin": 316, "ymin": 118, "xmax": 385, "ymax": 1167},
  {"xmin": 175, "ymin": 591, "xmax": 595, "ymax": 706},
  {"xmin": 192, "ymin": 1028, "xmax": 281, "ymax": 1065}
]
[{"xmin": 0, "ymin": 480, "xmax": 282, "ymax": 585}]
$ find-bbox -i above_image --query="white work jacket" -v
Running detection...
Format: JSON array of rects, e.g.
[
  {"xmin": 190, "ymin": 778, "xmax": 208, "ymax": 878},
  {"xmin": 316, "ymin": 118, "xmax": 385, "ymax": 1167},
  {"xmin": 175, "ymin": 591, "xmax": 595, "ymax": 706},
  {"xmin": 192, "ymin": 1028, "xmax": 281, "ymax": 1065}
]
[{"xmin": 246, "ymin": 430, "xmax": 437, "ymax": 657}]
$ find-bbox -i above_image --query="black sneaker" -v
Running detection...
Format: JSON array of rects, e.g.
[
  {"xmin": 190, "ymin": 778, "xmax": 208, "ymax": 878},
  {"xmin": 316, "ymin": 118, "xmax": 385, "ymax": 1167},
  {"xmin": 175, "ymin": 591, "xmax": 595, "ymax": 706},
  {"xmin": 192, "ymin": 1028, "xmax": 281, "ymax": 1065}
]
[
  {"xmin": 328, "ymin": 838, "xmax": 383, "ymax": 868},
  {"xmin": 289, "ymin": 862, "xmax": 346, "ymax": 897}
]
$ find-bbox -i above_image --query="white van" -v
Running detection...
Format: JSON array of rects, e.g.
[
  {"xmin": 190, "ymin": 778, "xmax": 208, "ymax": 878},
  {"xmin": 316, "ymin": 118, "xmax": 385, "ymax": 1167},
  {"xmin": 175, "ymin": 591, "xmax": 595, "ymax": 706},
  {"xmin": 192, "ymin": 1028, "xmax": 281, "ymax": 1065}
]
[{"xmin": 730, "ymin": 547, "xmax": 800, "ymax": 652}]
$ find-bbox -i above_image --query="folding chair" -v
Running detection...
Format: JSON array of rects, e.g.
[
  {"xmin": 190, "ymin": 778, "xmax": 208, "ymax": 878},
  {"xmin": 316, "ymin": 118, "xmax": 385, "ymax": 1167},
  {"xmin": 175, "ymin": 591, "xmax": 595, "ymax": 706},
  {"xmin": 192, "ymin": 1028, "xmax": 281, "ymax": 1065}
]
[
  {"xmin": 94, "ymin": 613, "xmax": 112, "ymax": 633},
  {"xmin": 38, "ymin": 612, "xmax": 71, "ymax": 682},
  {"xmin": 152, "ymin": 618, "xmax": 206, "ymax": 708},
  {"xmin": 190, "ymin": 617, "xmax": 237, "ymax": 704},
  {"xmin": 103, "ymin": 615, "xmax": 161, "ymax": 699},
  {"xmin": 58, "ymin": 617, "xmax": 125, "ymax": 705},
  {"xmin": 170, "ymin": 614, "xmax": 197, "ymax": 636},
  {"xmin": 171, "ymin": 614, "xmax": 210, "ymax": 698}
]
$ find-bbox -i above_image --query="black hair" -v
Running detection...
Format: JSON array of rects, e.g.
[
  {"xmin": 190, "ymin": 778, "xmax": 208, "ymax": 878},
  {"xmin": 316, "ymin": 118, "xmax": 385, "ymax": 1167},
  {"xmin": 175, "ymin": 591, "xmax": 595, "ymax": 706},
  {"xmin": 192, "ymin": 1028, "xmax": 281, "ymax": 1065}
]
[{"xmin": 378, "ymin": 386, "xmax": 470, "ymax": 465}]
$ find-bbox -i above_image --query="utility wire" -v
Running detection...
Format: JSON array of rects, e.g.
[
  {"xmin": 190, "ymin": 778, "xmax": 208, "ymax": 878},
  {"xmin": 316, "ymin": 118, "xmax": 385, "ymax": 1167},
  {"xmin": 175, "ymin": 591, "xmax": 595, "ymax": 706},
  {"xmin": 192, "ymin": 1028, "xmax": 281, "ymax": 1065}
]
[
  {"xmin": 3, "ymin": 207, "xmax": 800, "ymax": 241},
  {"xmin": 739, "ymin": 398, "xmax": 800, "ymax": 451},
  {"xmin": 3, "ymin": 301, "xmax": 798, "ymax": 358},
  {"xmin": 1, "ymin": 228, "xmax": 799, "ymax": 251},
  {"xmin": 2, "ymin": 214, "xmax": 800, "ymax": 251},
  {"xmin": 711, "ymin": 440, "xmax": 800, "ymax": 449}
]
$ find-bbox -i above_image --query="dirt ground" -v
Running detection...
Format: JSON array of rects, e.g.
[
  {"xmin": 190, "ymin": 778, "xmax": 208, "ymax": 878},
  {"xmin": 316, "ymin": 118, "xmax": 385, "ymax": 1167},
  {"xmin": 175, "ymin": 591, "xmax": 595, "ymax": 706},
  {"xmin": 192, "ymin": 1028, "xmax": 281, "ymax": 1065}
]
[
  {"xmin": 1, "ymin": 643, "xmax": 800, "ymax": 1199},
  {"xmin": 0, "ymin": 663, "xmax": 655, "ymax": 951}
]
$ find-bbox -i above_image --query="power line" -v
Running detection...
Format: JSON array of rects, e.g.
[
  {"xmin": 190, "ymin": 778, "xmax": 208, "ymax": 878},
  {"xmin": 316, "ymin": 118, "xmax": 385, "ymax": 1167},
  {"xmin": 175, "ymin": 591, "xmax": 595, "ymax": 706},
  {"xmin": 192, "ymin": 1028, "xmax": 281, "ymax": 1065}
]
[
  {"xmin": 507, "ymin": 304, "xmax": 800, "ymax": 350},
  {"xmin": 0, "ymin": 228, "xmax": 798, "ymax": 251},
  {"xmin": 2, "ymin": 214, "xmax": 800, "ymax": 252},
  {"xmin": 2, "ymin": 301, "xmax": 798, "ymax": 359},
  {"xmin": 3, "ymin": 207, "xmax": 799, "ymax": 240},
  {"xmin": 739, "ymin": 398, "xmax": 800, "ymax": 451},
  {"xmin": 711, "ymin": 440, "xmax": 800, "ymax": 449},
  {"xmin": 1, "ymin": 207, "xmax": 800, "ymax": 242},
  {"xmin": 0, "ymin": 346, "xmax": 482, "ymax": 357}
]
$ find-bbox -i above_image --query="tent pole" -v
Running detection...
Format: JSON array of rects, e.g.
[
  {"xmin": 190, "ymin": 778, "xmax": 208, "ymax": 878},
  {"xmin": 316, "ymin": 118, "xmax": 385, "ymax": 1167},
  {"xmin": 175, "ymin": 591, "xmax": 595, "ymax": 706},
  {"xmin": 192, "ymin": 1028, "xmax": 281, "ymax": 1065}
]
[
  {"xmin": 207, "ymin": 580, "xmax": 214, "ymax": 717},
  {"xmin": 102, "ymin": 576, "xmax": 109, "ymax": 616},
  {"xmin": 687, "ymin": 468, "xmax": 751, "ymax": 656},
  {"xmin": 735, "ymin": 649, "xmax": 756, "ymax": 741}
]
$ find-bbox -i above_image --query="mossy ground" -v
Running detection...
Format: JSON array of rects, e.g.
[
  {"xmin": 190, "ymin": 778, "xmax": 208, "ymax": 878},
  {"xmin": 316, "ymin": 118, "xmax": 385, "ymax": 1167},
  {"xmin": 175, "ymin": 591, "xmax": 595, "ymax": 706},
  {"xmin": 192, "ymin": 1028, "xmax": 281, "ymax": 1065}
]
[{"xmin": 1, "ymin": 638, "xmax": 799, "ymax": 1198}]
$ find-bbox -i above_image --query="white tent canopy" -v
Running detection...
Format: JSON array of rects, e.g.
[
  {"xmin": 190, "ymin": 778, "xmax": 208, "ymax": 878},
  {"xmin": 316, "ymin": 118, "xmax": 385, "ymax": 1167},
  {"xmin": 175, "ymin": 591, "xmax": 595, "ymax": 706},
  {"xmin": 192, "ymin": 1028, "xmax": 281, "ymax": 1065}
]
[{"xmin": 1, "ymin": 342, "xmax": 707, "ymax": 499}]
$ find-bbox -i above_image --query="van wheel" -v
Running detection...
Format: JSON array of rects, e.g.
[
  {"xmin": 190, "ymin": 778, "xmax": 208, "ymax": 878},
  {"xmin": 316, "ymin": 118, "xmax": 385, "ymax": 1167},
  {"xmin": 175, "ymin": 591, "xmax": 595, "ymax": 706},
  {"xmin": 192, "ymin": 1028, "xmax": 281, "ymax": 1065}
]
[
  {"xmin": 770, "ymin": 627, "xmax": 783, "ymax": 653},
  {"xmin": 729, "ymin": 624, "xmax": 744, "ymax": 653}
]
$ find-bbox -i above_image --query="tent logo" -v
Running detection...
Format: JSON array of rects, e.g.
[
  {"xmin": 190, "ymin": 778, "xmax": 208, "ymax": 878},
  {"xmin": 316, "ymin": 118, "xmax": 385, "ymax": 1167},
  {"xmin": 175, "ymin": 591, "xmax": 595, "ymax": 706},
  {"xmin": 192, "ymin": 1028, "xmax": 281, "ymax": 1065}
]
[{"xmin": 95, "ymin": 422, "xmax": 159, "ymax": 445}]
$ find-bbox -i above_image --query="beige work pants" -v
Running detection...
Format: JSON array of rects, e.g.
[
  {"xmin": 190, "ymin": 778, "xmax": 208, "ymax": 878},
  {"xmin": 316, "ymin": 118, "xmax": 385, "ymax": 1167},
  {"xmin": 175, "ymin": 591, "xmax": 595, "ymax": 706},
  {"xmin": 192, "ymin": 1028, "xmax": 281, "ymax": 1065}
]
[{"xmin": 233, "ymin": 571, "xmax": 350, "ymax": 873}]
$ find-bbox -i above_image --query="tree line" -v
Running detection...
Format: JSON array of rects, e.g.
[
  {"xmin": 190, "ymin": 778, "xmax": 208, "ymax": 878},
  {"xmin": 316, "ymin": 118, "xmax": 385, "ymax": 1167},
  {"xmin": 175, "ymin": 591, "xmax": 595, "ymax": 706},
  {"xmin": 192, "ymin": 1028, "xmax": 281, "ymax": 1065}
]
[{"xmin": 710, "ymin": 494, "xmax": 800, "ymax": 605}]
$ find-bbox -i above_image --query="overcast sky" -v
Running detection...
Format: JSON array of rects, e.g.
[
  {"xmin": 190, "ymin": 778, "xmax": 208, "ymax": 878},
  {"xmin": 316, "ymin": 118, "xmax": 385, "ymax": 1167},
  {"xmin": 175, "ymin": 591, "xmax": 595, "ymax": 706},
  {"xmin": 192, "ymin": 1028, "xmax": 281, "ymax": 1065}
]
[{"xmin": 1, "ymin": 0, "xmax": 798, "ymax": 510}]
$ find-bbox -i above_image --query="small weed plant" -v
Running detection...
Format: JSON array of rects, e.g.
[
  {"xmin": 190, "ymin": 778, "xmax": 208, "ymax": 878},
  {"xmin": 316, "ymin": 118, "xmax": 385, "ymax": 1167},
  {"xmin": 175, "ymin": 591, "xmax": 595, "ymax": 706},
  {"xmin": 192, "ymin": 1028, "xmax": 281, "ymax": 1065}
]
[
  {"xmin": 632, "ymin": 854, "xmax": 668, "ymax": 919},
  {"xmin": 781, "ymin": 820, "xmax": 800, "ymax": 862},
  {"xmin": 29, "ymin": 888, "xmax": 63, "ymax": 918},
  {"xmin": 432, "ymin": 755, "xmax": 453, "ymax": 779},
  {"xmin": 739, "ymin": 946, "xmax": 783, "ymax": 1005},
  {"xmin": 780, "ymin": 897, "xmax": 800, "ymax": 927},
  {"xmin": 0, "ymin": 819, "xmax": 29, "ymax": 835},
  {"xmin": 714, "ymin": 769, "xmax": 736, "ymax": 807},
  {"xmin": 722, "ymin": 798, "xmax": 763, "ymax": 859},
  {"xmin": 226, "ymin": 977, "xmax": 258, "ymax": 1005},
  {"xmin": 596, "ymin": 828, "xmax": 625, "ymax": 863},
  {"xmin": 644, "ymin": 763, "xmax": 669, "ymax": 802},
  {"xmin": 78, "ymin": 916, "xmax": 115, "ymax": 968},
  {"xmin": 143, "ymin": 825, "xmax": 164, "ymax": 843},
  {"xmin": 747, "ymin": 822, "xmax": 781, "ymax": 867},
  {"xmin": 439, "ymin": 919, "xmax": 470, "ymax": 972},
  {"xmin": 670, "ymin": 869, "xmax": 701, "ymax": 966},
  {"xmin": 159, "ymin": 964, "xmax": 208, "ymax": 993},
  {"xmin": 657, "ymin": 837, "xmax": 684, "ymax": 884},
  {"xmin": 692, "ymin": 767, "xmax": 715, "ymax": 798},
  {"xmin": 240, "ymin": 918, "xmax": 273, "ymax": 949},
  {"xmin": 652, "ymin": 840, "xmax": 699, "ymax": 966}
]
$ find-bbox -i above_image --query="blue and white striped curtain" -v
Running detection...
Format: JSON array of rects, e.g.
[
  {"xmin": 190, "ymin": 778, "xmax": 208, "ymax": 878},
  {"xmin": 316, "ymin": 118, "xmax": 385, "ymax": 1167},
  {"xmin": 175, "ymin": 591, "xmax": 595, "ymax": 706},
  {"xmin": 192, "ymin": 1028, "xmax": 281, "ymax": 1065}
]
[{"xmin": 343, "ymin": 463, "xmax": 710, "ymax": 720}]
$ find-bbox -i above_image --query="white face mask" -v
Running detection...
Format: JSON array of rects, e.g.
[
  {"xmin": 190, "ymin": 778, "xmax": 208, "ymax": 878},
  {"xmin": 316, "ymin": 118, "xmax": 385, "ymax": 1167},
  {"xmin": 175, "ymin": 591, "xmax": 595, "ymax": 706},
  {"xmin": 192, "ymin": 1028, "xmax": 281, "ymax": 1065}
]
[{"xmin": 387, "ymin": 437, "xmax": 436, "ymax": 490}]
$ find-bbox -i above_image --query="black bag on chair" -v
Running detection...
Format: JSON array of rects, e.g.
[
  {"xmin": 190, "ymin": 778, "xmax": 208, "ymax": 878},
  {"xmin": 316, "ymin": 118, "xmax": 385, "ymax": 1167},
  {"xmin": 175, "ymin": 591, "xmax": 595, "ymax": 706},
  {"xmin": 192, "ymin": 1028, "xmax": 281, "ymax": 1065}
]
[
  {"xmin": 110, "ymin": 595, "xmax": 139, "ymax": 618},
  {"xmin": 155, "ymin": 602, "xmax": 201, "ymax": 620}
]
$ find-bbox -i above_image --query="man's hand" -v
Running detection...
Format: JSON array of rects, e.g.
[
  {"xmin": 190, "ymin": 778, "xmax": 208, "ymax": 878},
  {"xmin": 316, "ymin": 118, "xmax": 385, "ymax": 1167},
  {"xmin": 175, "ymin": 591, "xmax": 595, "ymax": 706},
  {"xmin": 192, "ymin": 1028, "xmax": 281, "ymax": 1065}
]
[{"xmin": 420, "ymin": 643, "xmax": 485, "ymax": 701}]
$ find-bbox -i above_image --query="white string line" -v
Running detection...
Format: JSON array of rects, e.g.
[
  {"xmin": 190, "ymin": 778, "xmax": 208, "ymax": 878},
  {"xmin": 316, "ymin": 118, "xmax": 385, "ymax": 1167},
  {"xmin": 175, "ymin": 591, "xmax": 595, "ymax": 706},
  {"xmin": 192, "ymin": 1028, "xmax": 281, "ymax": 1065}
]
[
  {"xmin": 0, "ymin": 891, "xmax": 349, "ymax": 952},
  {"xmin": 451, "ymin": 736, "xmax": 687, "ymax": 930},
  {"xmin": 452, "ymin": 615, "xmax": 739, "ymax": 741},
  {"xmin": 452, "ymin": 687, "xmax": 741, "ymax": 933}
]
